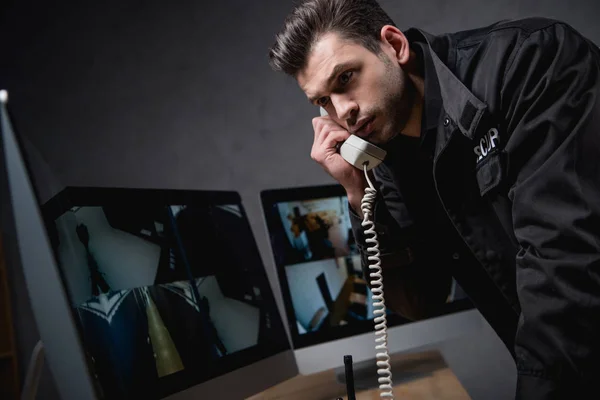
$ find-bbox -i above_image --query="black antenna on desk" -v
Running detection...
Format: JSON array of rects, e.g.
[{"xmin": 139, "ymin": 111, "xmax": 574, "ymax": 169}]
[{"xmin": 344, "ymin": 355, "xmax": 357, "ymax": 400}]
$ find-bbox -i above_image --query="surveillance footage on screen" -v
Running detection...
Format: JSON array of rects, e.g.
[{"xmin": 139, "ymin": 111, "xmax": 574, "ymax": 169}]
[
  {"xmin": 267, "ymin": 195, "xmax": 469, "ymax": 338},
  {"xmin": 46, "ymin": 201, "xmax": 287, "ymax": 399}
]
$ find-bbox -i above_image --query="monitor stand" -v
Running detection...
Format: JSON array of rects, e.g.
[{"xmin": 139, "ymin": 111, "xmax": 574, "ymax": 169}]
[{"xmin": 334, "ymin": 348, "xmax": 446, "ymax": 392}]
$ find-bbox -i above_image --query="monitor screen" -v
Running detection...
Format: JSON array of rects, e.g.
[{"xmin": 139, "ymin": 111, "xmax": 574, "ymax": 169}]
[
  {"xmin": 40, "ymin": 187, "xmax": 290, "ymax": 400},
  {"xmin": 261, "ymin": 185, "xmax": 473, "ymax": 349}
]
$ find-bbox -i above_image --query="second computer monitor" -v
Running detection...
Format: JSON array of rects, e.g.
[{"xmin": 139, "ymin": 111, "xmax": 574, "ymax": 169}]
[{"xmin": 260, "ymin": 184, "xmax": 482, "ymax": 375}]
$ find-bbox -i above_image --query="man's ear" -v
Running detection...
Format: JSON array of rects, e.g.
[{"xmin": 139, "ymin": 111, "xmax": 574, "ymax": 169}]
[{"xmin": 380, "ymin": 25, "xmax": 410, "ymax": 65}]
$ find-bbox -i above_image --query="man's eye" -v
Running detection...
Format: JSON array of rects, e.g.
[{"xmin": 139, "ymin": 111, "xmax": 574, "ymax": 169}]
[
  {"xmin": 339, "ymin": 71, "xmax": 353, "ymax": 85},
  {"xmin": 317, "ymin": 97, "xmax": 329, "ymax": 106}
]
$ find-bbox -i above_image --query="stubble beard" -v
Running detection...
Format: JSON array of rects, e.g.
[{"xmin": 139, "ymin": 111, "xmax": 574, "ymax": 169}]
[{"xmin": 376, "ymin": 56, "xmax": 412, "ymax": 145}]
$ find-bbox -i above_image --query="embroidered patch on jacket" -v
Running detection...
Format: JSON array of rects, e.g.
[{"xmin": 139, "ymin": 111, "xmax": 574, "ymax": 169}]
[{"xmin": 474, "ymin": 127, "xmax": 500, "ymax": 163}]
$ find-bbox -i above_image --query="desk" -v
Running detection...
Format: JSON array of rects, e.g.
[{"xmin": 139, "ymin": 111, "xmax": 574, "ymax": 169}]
[{"xmin": 248, "ymin": 350, "xmax": 471, "ymax": 400}]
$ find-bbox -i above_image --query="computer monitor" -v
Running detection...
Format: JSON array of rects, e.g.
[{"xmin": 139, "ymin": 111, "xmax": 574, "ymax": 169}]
[
  {"xmin": 260, "ymin": 185, "xmax": 485, "ymax": 379},
  {"xmin": 1, "ymin": 93, "xmax": 297, "ymax": 400}
]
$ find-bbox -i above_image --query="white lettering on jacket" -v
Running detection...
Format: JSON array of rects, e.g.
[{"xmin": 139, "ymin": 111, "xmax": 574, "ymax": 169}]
[{"xmin": 474, "ymin": 127, "xmax": 499, "ymax": 163}]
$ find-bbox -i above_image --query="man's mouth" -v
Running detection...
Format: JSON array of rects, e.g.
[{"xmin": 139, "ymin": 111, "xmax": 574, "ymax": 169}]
[{"xmin": 353, "ymin": 117, "xmax": 375, "ymax": 138}]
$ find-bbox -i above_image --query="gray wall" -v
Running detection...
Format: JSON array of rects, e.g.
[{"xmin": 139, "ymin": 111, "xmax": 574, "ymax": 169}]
[{"xmin": 1, "ymin": 0, "xmax": 600, "ymax": 399}]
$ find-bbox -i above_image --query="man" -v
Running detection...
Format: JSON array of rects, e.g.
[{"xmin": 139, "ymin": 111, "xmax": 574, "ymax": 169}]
[{"xmin": 268, "ymin": 0, "xmax": 600, "ymax": 399}]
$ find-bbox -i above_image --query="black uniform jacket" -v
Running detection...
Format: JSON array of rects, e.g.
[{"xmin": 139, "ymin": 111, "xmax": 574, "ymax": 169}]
[{"xmin": 349, "ymin": 17, "xmax": 600, "ymax": 399}]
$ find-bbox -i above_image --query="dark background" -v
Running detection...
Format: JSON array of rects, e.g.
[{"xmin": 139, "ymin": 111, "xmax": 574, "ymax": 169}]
[{"xmin": 1, "ymin": 0, "xmax": 599, "ymax": 398}]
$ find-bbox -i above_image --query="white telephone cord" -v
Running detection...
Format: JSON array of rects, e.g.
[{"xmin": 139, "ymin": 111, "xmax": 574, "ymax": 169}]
[{"xmin": 361, "ymin": 163, "xmax": 394, "ymax": 399}]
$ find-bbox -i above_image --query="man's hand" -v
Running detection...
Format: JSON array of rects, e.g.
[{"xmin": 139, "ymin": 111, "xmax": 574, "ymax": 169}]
[{"xmin": 311, "ymin": 116, "xmax": 367, "ymax": 214}]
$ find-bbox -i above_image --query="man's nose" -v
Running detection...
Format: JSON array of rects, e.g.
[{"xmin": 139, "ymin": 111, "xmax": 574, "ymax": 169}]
[{"xmin": 332, "ymin": 96, "xmax": 358, "ymax": 124}]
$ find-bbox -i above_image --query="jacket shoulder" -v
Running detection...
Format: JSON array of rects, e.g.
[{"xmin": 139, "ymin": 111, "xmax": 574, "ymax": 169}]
[
  {"xmin": 448, "ymin": 17, "xmax": 563, "ymax": 48},
  {"xmin": 486, "ymin": 17, "xmax": 562, "ymax": 36},
  {"xmin": 442, "ymin": 18, "xmax": 587, "ymax": 124}
]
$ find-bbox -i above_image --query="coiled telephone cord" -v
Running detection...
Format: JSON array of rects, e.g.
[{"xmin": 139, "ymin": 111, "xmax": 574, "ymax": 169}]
[{"xmin": 361, "ymin": 163, "xmax": 394, "ymax": 399}]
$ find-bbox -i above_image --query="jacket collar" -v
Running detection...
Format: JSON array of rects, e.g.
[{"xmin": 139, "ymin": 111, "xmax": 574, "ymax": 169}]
[{"xmin": 404, "ymin": 28, "xmax": 489, "ymax": 141}]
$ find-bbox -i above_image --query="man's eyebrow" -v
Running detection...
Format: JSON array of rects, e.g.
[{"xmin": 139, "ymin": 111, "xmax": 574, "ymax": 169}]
[{"xmin": 307, "ymin": 62, "xmax": 352, "ymax": 104}]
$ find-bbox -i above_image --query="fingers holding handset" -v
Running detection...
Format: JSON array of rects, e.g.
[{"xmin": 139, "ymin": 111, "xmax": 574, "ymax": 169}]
[{"xmin": 310, "ymin": 115, "xmax": 367, "ymax": 200}]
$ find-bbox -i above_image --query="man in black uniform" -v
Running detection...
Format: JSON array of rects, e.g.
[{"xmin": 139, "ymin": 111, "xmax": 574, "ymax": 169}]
[{"xmin": 268, "ymin": 0, "xmax": 600, "ymax": 398}]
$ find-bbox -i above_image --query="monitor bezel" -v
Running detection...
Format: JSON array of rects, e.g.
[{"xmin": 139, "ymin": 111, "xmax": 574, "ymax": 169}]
[{"xmin": 260, "ymin": 184, "xmax": 475, "ymax": 350}]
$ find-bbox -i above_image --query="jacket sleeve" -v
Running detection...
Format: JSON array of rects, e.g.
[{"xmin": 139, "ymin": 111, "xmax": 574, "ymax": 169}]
[
  {"xmin": 347, "ymin": 164, "xmax": 452, "ymax": 321},
  {"xmin": 501, "ymin": 22, "xmax": 600, "ymax": 398}
]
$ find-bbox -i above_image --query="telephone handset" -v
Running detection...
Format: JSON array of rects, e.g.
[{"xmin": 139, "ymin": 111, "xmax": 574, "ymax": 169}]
[
  {"xmin": 319, "ymin": 107, "xmax": 387, "ymax": 171},
  {"xmin": 319, "ymin": 108, "xmax": 394, "ymax": 399}
]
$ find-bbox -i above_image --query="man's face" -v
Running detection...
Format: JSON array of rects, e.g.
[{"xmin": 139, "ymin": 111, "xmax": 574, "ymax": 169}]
[{"xmin": 297, "ymin": 32, "xmax": 410, "ymax": 145}]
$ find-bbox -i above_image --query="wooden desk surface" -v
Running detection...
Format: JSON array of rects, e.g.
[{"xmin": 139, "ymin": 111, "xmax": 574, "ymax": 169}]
[{"xmin": 247, "ymin": 350, "xmax": 471, "ymax": 400}]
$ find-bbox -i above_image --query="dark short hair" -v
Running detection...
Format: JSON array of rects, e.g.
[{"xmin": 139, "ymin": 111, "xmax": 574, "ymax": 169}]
[{"xmin": 268, "ymin": 0, "xmax": 395, "ymax": 76}]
